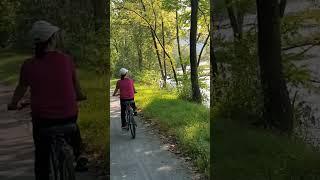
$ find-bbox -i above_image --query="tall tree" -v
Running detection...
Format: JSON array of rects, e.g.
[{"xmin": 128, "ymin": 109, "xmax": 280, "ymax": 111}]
[
  {"xmin": 210, "ymin": 0, "xmax": 218, "ymax": 101},
  {"xmin": 176, "ymin": 8, "xmax": 186, "ymax": 74},
  {"xmin": 210, "ymin": 0, "xmax": 218, "ymax": 176},
  {"xmin": 105, "ymin": 0, "xmax": 110, "ymax": 174},
  {"xmin": 190, "ymin": 0, "xmax": 202, "ymax": 103},
  {"xmin": 256, "ymin": 0, "xmax": 293, "ymax": 133}
]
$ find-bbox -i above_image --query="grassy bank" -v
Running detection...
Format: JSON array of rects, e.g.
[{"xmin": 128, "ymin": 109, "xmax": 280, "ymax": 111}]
[
  {"xmin": 113, "ymin": 79, "xmax": 210, "ymax": 175},
  {"xmin": 0, "ymin": 51, "xmax": 108, "ymax": 161},
  {"xmin": 212, "ymin": 114, "xmax": 320, "ymax": 179}
]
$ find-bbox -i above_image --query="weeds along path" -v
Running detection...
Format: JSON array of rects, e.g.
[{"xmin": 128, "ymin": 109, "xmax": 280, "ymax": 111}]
[
  {"xmin": 0, "ymin": 84, "xmax": 100, "ymax": 180},
  {"xmin": 110, "ymin": 92, "xmax": 194, "ymax": 180}
]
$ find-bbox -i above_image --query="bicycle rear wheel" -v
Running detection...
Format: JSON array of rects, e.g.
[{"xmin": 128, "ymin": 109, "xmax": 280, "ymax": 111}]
[
  {"xmin": 129, "ymin": 116, "xmax": 136, "ymax": 139},
  {"xmin": 45, "ymin": 125, "xmax": 76, "ymax": 180}
]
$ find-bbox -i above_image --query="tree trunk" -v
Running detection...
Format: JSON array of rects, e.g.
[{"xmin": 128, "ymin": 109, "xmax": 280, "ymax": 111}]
[
  {"xmin": 256, "ymin": 0, "xmax": 293, "ymax": 133},
  {"xmin": 176, "ymin": 9, "xmax": 186, "ymax": 74},
  {"xmin": 209, "ymin": 0, "xmax": 217, "ymax": 176},
  {"xmin": 152, "ymin": 31, "xmax": 166, "ymax": 83},
  {"xmin": 190, "ymin": 0, "xmax": 202, "ymax": 103},
  {"xmin": 105, "ymin": 0, "xmax": 110, "ymax": 172},
  {"xmin": 225, "ymin": 0, "xmax": 240, "ymax": 40},
  {"xmin": 279, "ymin": 0, "xmax": 287, "ymax": 18},
  {"xmin": 210, "ymin": 0, "xmax": 218, "ymax": 84},
  {"xmin": 91, "ymin": 0, "xmax": 105, "ymax": 32},
  {"xmin": 162, "ymin": 18, "xmax": 167, "ymax": 79}
]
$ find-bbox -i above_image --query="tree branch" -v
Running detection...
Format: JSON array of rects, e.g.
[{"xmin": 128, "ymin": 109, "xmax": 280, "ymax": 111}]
[
  {"xmin": 282, "ymin": 40, "xmax": 320, "ymax": 51},
  {"xmin": 310, "ymin": 79, "xmax": 320, "ymax": 84},
  {"xmin": 197, "ymin": 33, "xmax": 210, "ymax": 67}
]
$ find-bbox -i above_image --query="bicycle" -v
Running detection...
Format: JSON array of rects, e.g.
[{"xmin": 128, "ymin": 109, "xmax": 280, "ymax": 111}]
[
  {"xmin": 8, "ymin": 102, "xmax": 76, "ymax": 180},
  {"xmin": 123, "ymin": 100, "xmax": 137, "ymax": 139}
]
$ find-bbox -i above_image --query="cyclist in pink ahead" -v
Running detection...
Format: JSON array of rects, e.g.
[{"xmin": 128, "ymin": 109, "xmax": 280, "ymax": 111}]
[{"xmin": 112, "ymin": 68, "xmax": 137, "ymax": 129}]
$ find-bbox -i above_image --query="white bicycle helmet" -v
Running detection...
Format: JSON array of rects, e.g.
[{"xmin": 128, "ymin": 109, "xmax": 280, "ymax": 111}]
[{"xmin": 119, "ymin": 68, "xmax": 128, "ymax": 75}]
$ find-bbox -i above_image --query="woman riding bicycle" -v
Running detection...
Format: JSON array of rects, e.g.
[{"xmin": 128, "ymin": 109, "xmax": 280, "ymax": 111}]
[
  {"xmin": 112, "ymin": 68, "xmax": 137, "ymax": 129},
  {"xmin": 7, "ymin": 20, "xmax": 86, "ymax": 179}
]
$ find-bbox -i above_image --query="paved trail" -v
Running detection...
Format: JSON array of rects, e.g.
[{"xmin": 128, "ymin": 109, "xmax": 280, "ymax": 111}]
[
  {"xmin": 0, "ymin": 84, "xmax": 99, "ymax": 180},
  {"xmin": 110, "ymin": 94, "xmax": 194, "ymax": 180}
]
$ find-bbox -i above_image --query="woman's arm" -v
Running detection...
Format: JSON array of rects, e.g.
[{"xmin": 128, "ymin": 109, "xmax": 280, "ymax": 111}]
[
  {"xmin": 133, "ymin": 85, "xmax": 137, "ymax": 93},
  {"xmin": 8, "ymin": 62, "xmax": 29, "ymax": 109},
  {"xmin": 74, "ymin": 76, "xmax": 87, "ymax": 101},
  {"xmin": 70, "ymin": 57, "xmax": 87, "ymax": 101},
  {"xmin": 113, "ymin": 81, "xmax": 119, "ymax": 96}
]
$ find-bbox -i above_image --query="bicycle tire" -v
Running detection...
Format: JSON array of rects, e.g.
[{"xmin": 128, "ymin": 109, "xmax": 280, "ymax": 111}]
[
  {"xmin": 125, "ymin": 112, "xmax": 130, "ymax": 131},
  {"xmin": 129, "ymin": 115, "xmax": 136, "ymax": 139},
  {"xmin": 61, "ymin": 142, "xmax": 75, "ymax": 180},
  {"xmin": 49, "ymin": 146, "xmax": 58, "ymax": 180},
  {"xmin": 47, "ymin": 129, "xmax": 76, "ymax": 180}
]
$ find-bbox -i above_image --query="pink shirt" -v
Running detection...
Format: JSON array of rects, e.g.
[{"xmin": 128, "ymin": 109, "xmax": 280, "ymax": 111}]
[
  {"xmin": 117, "ymin": 78, "xmax": 135, "ymax": 99},
  {"xmin": 21, "ymin": 51, "xmax": 78, "ymax": 119}
]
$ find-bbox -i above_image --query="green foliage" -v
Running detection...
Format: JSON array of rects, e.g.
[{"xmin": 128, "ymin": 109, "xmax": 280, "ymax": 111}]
[
  {"xmin": 2, "ymin": 0, "xmax": 107, "ymax": 73},
  {"xmin": 177, "ymin": 74, "xmax": 193, "ymax": 101},
  {"xmin": 0, "ymin": 0, "xmax": 19, "ymax": 47},
  {"xmin": 177, "ymin": 72, "xmax": 209, "ymax": 103},
  {"xmin": 135, "ymin": 69, "xmax": 161, "ymax": 86},
  {"xmin": 214, "ymin": 16, "xmax": 315, "ymax": 122},
  {"xmin": 111, "ymin": 0, "xmax": 210, "ymax": 87},
  {"xmin": 213, "ymin": 31, "xmax": 264, "ymax": 121}
]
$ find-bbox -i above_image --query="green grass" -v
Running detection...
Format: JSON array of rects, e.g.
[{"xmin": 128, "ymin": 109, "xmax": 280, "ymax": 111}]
[
  {"xmin": 133, "ymin": 83, "xmax": 210, "ymax": 175},
  {"xmin": 77, "ymin": 70, "xmax": 108, "ymax": 158},
  {"xmin": 110, "ymin": 78, "xmax": 117, "ymax": 89},
  {"xmin": 0, "ymin": 50, "xmax": 108, "ymax": 161},
  {"xmin": 212, "ymin": 116, "xmax": 320, "ymax": 179},
  {"xmin": 0, "ymin": 51, "xmax": 29, "ymax": 85}
]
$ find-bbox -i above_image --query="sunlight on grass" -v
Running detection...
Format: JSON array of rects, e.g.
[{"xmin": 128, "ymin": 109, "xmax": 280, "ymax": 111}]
[{"xmin": 134, "ymin": 83, "xmax": 210, "ymax": 175}]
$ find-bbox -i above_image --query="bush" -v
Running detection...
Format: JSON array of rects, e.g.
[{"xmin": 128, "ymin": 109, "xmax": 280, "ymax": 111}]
[
  {"xmin": 177, "ymin": 73, "xmax": 209, "ymax": 104},
  {"xmin": 213, "ymin": 33, "xmax": 264, "ymax": 121},
  {"xmin": 134, "ymin": 69, "xmax": 161, "ymax": 86}
]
